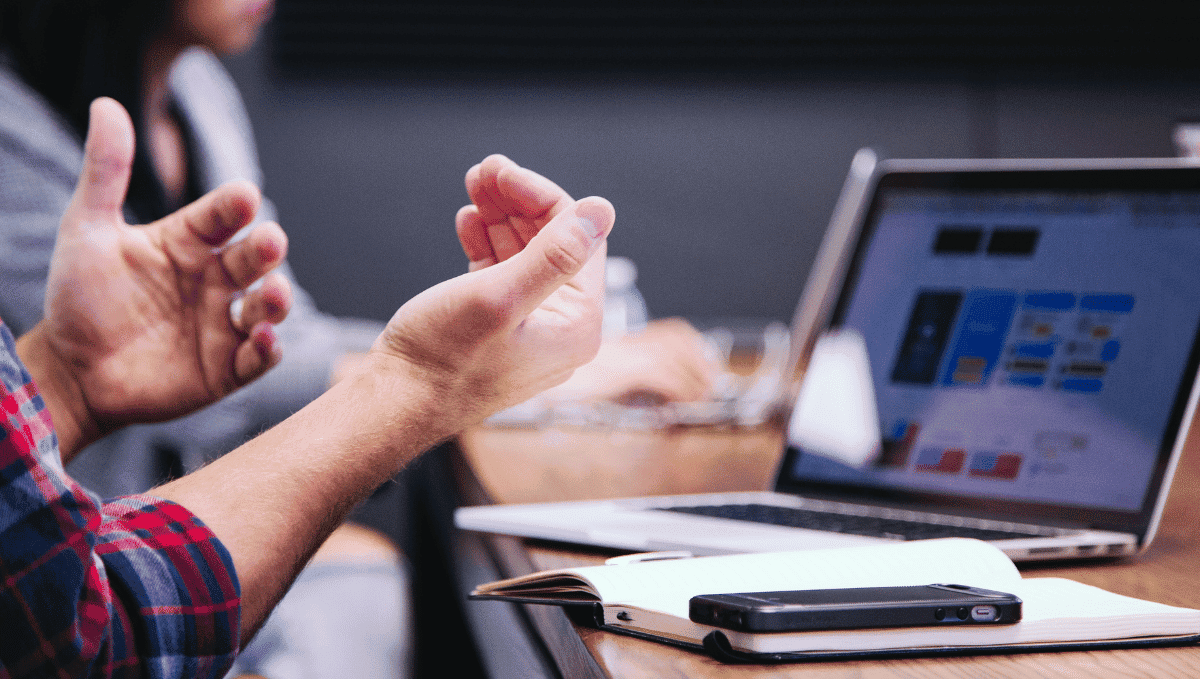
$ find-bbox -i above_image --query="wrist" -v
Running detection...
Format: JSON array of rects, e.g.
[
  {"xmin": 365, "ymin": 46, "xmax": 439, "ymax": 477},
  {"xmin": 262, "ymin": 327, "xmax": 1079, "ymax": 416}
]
[
  {"xmin": 351, "ymin": 350, "xmax": 472, "ymax": 448},
  {"xmin": 15, "ymin": 322, "xmax": 102, "ymax": 461}
]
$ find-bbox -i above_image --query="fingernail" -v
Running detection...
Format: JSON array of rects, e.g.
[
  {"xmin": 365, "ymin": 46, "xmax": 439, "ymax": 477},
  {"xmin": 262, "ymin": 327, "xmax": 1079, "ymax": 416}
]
[
  {"xmin": 574, "ymin": 200, "xmax": 611, "ymax": 241},
  {"xmin": 229, "ymin": 297, "xmax": 245, "ymax": 328},
  {"xmin": 256, "ymin": 324, "xmax": 280, "ymax": 358},
  {"xmin": 577, "ymin": 215, "xmax": 602, "ymax": 240}
]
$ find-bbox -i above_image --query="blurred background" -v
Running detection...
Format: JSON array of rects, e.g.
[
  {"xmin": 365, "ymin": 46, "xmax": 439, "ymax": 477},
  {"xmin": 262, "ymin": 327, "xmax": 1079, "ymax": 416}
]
[{"xmin": 222, "ymin": 0, "xmax": 1200, "ymax": 328}]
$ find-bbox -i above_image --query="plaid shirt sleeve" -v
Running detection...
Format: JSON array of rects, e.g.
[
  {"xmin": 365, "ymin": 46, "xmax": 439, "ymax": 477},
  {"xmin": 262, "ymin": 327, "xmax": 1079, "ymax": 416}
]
[{"xmin": 0, "ymin": 320, "xmax": 241, "ymax": 679}]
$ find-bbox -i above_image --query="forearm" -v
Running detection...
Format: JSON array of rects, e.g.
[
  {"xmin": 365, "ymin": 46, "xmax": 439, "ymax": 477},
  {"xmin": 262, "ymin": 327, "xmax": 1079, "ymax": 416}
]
[
  {"xmin": 14, "ymin": 322, "xmax": 98, "ymax": 462},
  {"xmin": 153, "ymin": 353, "xmax": 462, "ymax": 641}
]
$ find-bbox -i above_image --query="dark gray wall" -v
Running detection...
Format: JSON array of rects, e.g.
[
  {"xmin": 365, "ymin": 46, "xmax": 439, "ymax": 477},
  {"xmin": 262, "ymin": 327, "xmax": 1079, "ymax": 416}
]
[{"xmin": 223, "ymin": 43, "xmax": 1200, "ymax": 327}]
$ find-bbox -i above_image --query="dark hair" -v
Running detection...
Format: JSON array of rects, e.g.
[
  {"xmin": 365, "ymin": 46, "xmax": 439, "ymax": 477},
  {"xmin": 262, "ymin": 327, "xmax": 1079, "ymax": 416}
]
[{"xmin": 1, "ymin": 0, "xmax": 175, "ymax": 221}]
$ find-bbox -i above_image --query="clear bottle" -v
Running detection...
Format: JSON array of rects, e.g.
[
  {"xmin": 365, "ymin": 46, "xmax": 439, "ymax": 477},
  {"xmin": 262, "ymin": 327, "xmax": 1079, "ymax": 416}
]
[{"xmin": 603, "ymin": 256, "xmax": 648, "ymax": 337}]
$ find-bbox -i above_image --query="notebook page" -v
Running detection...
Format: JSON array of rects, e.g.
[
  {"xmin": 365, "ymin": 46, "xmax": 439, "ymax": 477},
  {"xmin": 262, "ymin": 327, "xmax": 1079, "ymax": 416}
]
[
  {"xmin": 1010, "ymin": 578, "xmax": 1200, "ymax": 640},
  {"xmin": 578, "ymin": 538, "xmax": 1020, "ymax": 618},
  {"xmin": 719, "ymin": 578, "xmax": 1200, "ymax": 653}
]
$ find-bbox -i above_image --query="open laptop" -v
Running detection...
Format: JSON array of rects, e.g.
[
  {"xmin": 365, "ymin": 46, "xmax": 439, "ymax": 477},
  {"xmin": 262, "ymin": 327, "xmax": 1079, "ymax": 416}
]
[{"xmin": 455, "ymin": 150, "xmax": 1200, "ymax": 562}]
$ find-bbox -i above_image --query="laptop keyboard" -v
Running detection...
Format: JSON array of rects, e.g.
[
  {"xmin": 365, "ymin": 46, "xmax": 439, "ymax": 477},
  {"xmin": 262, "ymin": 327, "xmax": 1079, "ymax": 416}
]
[{"xmin": 659, "ymin": 503, "xmax": 1046, "ymax": 541}]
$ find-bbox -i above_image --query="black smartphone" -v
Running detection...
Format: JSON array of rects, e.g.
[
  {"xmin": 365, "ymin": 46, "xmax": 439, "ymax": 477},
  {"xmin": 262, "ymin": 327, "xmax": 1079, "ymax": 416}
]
[{"xmin": 689, "ymin": 584, "xmax": 1022, "ymax": 633}]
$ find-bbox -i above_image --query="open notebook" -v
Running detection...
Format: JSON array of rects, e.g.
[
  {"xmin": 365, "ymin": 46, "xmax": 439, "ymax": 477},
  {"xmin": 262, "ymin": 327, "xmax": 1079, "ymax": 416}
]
[
  {"xmin": 469, "ymin": 539, "xmax": 1200, "ymax": 661},
  {"xmin": 457, "ymin": 152, "xmax": 1200, "ymax": 562}
]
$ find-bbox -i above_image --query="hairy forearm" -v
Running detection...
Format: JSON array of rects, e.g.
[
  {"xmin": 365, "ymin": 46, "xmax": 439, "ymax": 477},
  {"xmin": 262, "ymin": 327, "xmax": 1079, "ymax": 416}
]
[
  {"xmin": 152, "ymin": 354, "xmax": 462, "ymax": 642},
  {"xmin": 15, "ymin": 322, "xmax": 99, "ymax": 463}
]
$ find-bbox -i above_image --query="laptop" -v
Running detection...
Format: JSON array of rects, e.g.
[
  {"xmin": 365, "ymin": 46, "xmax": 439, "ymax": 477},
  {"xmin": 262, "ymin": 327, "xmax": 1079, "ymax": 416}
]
[{"xmin": 455, "ymin": 150, "xmax": 1200, "ymax": 562}]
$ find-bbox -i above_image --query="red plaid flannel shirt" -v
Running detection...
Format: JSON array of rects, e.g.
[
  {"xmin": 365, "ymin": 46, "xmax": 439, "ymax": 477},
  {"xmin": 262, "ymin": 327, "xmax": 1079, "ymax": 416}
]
[{"xmin": 0, "ymin": 319, "xmax": 241, "ymax": 678}]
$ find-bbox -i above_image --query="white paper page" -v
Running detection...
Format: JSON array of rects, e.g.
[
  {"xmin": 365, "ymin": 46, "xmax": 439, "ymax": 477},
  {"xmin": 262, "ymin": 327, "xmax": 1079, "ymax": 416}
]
[
  {"xmin": 578, "ymin": 538, "xmax": 1020, "ymax": 618},
  {"xmin": 1011, "ymin": 578, "xmax": 1200, "ymax": 639},
  {"xmin": 724, "ymin": 578, "xmax": 1200, "ymax": 653}
]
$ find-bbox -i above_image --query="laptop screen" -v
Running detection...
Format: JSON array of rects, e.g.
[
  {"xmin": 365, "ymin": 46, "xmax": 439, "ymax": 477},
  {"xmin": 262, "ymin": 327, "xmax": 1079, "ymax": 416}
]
[{"xmin": 779, "ymin": 165, "xmax": 1200, "ymax": 534}]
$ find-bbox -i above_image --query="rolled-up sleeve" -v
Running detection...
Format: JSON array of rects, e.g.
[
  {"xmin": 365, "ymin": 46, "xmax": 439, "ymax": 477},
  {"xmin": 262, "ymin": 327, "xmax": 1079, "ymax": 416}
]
[{"xmin": 0, "ymin": 321, "xmax": 240, "ymax": 679}]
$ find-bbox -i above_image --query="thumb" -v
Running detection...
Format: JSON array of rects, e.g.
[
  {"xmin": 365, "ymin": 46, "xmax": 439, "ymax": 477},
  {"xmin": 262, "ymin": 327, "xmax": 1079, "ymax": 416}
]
[
  {"xmin": 499, "ymin": 196, "xmax": 615, "ymax": 318},
  {"xmin": 67, "ymin": 97, "xmax": 135, "ymax": 221}
]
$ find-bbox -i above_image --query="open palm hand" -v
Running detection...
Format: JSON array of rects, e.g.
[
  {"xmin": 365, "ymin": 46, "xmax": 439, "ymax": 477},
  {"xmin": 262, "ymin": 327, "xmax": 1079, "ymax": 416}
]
[{"xmin": 37, "ymin": 98, "xmax": 292, "ymax": 440}]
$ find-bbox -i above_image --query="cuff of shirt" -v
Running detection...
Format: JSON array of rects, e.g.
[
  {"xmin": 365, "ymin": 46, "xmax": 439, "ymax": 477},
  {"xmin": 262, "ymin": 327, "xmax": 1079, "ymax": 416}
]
[{"xmin": 95, "ymin": 495, "xmax": 242, "ymax": 679}]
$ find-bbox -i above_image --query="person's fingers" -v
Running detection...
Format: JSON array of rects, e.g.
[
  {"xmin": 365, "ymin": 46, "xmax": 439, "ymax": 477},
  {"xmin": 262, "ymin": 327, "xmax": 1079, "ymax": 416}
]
[
  {"xmin": 622, "ymin": 378, "xmax": 695, "ymax": 404},
  {"xmin": 467, "ymin": 157, "xmax": 534, "ymax": 259},
  {"xmin": 233, "ymin": 271, "xmax": 292, "ymax": 333},
  {"xmin": 495, "ymin": 164, "xmax": 573, "ymax": 242},
  {"xmin": 465, "ymin": 154, "xmax": 516, "ymax": 226},
  {"xmin": 635, "ymin": 359, "xmax": 711, "ymax": 402},
  {"xmin": 495, "ymin": 196, "xmax": 615, "ymax": 319},
  {"xmin": 669, "ymin": 358, "xmax": 717, "ymax": 400},
  {"xmin": 640, "ymin": 318, "xmax": 722, "ymax": 389},
  {"xmin": 487, "ymin": 221, "xmax": 524, "ymax": 263},
  {"xmin": 153, "ymin": 180, "xmax": 264, "ymax": 274},
  {"xmin": 176, "ymin": 180, "xmax": 262, "ymax": 246},
  {"xmin": 464, "ymin": 156, "xmax": 576, "ymax": 263},
  {"xmin": 479, "ymin": 155, "xmax": 525, "ymax": 224},
  {"xmin": 67, "ymin": 97, "xmax": 135, "ymax": 222},
  {"xmin": 498, "ymin": 165, "xmax": 571, "ymax": 215},
  {"xmin": 464, "ymin": 161, "xmax": 483, "ymax": 192},
  {"xmin": 463, "ymin": 160, "xmax": 486, "ymax": 211},
  {"xmin": 467, "ymin": 155, "xmax": 572, "ymax": 232},
  {"xmin": 630, "ymin": 345, "xmax": 712, "ymax": 402},
  {"xmin": 455, "ymin": 205, "xmax": 496, "ymax": 271},
  {"xmin": 665, "ymin": 334, "xmax": 721, "ymax": 387},
  {"xmin": 219, "ymin": 221, "xmax": 288, "ymax": 290},
  {"xmin": 645, "ymin": 317, "xmax": 703, "ymax": 339},
  {"xmin": 465, "ymin": 158, "xmax": 534, "ymax": 263},
  {"xmin": 233, "ymin": 321, "xmax": 282, "ymax": 384}
]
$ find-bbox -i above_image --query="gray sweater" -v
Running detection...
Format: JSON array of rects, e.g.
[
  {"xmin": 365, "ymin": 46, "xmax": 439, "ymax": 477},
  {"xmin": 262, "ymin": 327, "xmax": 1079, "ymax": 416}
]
[{"xmin": 0, "ymin": 47, "xmax": 384, "ymax": 497}]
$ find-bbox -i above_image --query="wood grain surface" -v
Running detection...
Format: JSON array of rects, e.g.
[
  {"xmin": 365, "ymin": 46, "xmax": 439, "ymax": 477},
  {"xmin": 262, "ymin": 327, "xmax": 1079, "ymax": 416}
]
[{"xmin": 459, "ymin": 410, "xmax": 1200, "ymax": 678}]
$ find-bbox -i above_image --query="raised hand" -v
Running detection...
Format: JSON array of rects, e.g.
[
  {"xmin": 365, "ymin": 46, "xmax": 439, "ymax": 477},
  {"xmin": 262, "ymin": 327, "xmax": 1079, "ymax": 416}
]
[
  {"xmin": 455, "ymin": 154, "xmax": 576, "ymax": 271},
  {"xmin": 20, "ymin": 98, "xmax": 292, "ymax": 458},
  {"xmin": 367, "ymin": 156, "xmax": 615, "ymax": 429},
  {"xmin": 455, "ymin": 155, "xmax": 719, "ymax": 408}
]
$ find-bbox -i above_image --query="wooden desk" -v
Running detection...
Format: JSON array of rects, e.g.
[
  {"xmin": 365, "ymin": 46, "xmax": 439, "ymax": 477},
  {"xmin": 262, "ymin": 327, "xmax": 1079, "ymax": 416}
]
[{"xmin": 455, "ymin": 421, "xmax": 1200, "ymax": 679}]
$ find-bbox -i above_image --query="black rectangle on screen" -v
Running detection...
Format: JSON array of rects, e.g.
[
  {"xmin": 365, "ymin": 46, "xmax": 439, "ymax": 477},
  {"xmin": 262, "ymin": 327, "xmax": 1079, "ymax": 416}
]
[
  {"xmin": 933, "ymin": 227, "xmax": 985, "ymax": 254},
  {"xmin": 891, "ymin": 291, "xmax": 964, "ymax": 385},
  {"xmin": 986, "ymin": 228, "xmax": 1040, "ymax": 256}
]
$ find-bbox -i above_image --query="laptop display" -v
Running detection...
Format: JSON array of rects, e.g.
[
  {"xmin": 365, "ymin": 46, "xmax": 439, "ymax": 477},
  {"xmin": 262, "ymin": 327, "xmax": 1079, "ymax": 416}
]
[
  {"xmin": 456, "ymin": 156, "xmax": 1200, "ymax": 560},
  {"xmin": 781, "ymin": 166, "xmax": 1200, "ymax": 537}
]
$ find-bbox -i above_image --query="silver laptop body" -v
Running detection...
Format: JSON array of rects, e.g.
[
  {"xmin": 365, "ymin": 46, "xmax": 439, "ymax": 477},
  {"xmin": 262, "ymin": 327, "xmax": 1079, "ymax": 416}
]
[{"xmin": 457, "ymin": 152, "xmax": 1200, "ymax": 562}]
